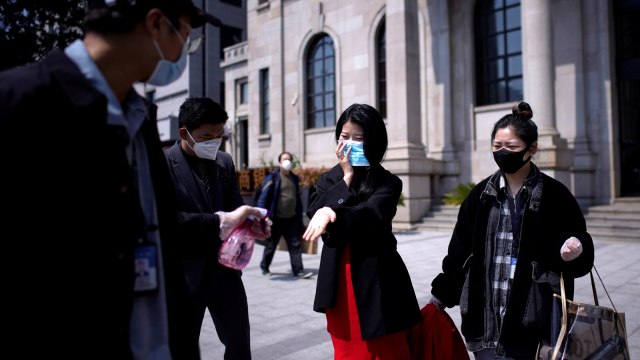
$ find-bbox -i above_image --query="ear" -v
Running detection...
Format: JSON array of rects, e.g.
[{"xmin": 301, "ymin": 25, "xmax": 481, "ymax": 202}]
[
  {"xmin": 144, "ymin": 8, "xmax": 166, "ymax": 38},
  {"xmin": 529, "ymin": 141, "xmax": 538, "ymax": 155},
  {"xmin": 178, "ymin": 127, "xmax": 188, "ymax": 141}
]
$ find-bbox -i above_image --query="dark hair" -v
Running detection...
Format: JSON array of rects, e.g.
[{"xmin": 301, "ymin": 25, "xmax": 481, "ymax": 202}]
[
  {"xmin": 178, "ymin": 97, "xmax": 228, "ymax": 131},
  {"xmin": 335, "ymin": 103, "xmax": 388, "ymax": 166},
  {"xmin": 278, "ymin": 151, "xmax": 292, "ymax": 162},
  {"xmin": 334, "ymin": 103, "xmax": 388, "ymax": 199},
  {"xmin": 490, "ymin": 101, "xmax": 538, "ymax": 149},
  {"xmin": 84, "ymin": 0, "xmax": 194, "ymax": 33}
]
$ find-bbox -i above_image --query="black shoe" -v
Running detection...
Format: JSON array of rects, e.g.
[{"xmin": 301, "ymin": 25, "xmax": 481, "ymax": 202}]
[
  {"xmin": 294, "ymin": 271, "xmax": 313, "ymax": 279},
  {"xmin": 261, "ymin": 270, "xmax": 271, "ymax": 276}
]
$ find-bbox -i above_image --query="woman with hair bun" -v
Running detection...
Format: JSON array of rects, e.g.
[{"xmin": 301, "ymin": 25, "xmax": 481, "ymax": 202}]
[{"xmin": 429, "ymin": 102, "xmax": 594, "ymax": 359}]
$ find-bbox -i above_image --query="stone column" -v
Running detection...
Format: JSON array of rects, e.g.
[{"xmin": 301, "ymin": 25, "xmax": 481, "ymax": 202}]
[
  {"xmin": 385, "ymin": 0, "xmax": 435, "ymax": 229},
  {"xmin": 425, "ymin": 0, "xmax": 455, "ymax": 162},
  {"xmin": 521, "ymin": 0, "xmax": 571, "ymax": 179},
  {"xmin": 424, "ymin": 0, "xmax": 456, "ymax": 194}
]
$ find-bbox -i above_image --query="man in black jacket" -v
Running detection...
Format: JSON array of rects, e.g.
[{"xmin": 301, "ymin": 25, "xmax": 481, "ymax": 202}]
[{"xmin": 164, "ymin": 97, "xmax": 271, "ymax": 360}]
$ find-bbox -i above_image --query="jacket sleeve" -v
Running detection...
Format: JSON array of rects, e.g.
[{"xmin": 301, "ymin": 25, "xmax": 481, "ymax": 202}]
[
  {"xmin": 431, "ymin": 184, "xmax": 482, "ymax": 307},
  {"xmin": 543, "ymin": 177, "xmax": 594, "ymax": 279},
  {"xmin": 257, "ymin": 172, "xmax": 275, "ymax": 210},
  {"xmin": 307, "ymin": 166, "xmax": 400, "ymax": 246}
]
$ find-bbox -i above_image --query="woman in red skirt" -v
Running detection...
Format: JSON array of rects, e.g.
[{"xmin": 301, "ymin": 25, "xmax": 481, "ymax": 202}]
[{"xmin": 303, "ymin": 104, "xmax": 422, "ymax": 359}]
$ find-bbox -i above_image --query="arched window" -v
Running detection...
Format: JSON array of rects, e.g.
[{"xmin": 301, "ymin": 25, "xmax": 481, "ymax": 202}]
[
  {"xmin": 474, "ymin": 0, "xmax": 522, "ymax": 106},
  {"xmin": 306, "ymin": 34, "xmax": 336, "ymax": 129},
  {"xmin": 376, "ymin": 18, "xmax": 387, "ymax": 119}
]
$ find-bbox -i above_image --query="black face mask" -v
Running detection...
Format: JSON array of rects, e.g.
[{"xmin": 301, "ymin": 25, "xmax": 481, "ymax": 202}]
[{"xmin": 493, "ymin": 147, "xmax": 530, "ymax": 174}]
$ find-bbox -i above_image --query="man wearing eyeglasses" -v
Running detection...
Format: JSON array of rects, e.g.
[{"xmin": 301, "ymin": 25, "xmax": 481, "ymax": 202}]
[
  {"xmin": 0, "ymin": 1, "xmax": 259, "ymax": 359},
  {"xmin": 164, "ymin": 97, "xmax": 268, "ymax": 360}
]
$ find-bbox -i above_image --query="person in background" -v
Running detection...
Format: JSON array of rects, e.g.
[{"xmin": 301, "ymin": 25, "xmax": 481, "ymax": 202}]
[
  {"xmin": 429, "ymin": 102, "xmax": 594, "ymax": 360},
  {"xmin": 257, "ymin": 151, "xmax": 314, "ymax": 279},
  {"xmin": 164, "ymin": 97, "xmax": 270, "ymax": 360},
  {"xmin": 0, "ymin": 0, "xmax": 228, "ymax": 358},
  {"xmin": 303, "ymin": 103, "xmax": 421, "ymax": 359}
]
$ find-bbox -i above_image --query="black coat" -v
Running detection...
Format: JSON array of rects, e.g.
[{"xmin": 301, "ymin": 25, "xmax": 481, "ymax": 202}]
[
  {"xmin": 431, "ymin": 169, "xmax": 594, "ymax": 355},
  {"xmin": 164, "ymin": 141, "xmax": 245, "ymax": 292},
  {"xmin": 0, "ymin": 50, "xmax": 198, "ymax": 358},
  {"xmin": 307, "ymin": 164, "xmax": 421, "ymax": 340}
]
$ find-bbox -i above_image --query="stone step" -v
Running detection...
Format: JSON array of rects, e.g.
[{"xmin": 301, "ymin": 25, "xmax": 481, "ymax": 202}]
[
  {"xmin": 586, "ymin": 218, "xmax": 640, "ymax": 229},
  {"xmin": 416, "ymin": 198, "xmax": 640, "ymax": 243},
  {"xmin": 587, "ymin": 229, "xmax": 640, "ymax": 243},
  {"xmin": 584, "ymin": 197, "xmax": 640, "ymax": 243},
  {"xmin": 416, "ymin": 204, "xmax": 458, "ymax": 234}
]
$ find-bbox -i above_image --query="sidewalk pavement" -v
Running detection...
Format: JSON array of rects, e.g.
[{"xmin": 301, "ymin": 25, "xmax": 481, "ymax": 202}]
[{"xmin": 199, "ymin": 231, "xmax": 640, "ymax": 359}]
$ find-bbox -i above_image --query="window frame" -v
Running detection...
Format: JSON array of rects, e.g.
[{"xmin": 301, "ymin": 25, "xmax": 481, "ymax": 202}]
[
  {"xmin": 305, "ymin": 34, "xmax": 336, "ymax": 129},
  {"xmin": 259, "ymin": 68, "xmax": 270, "ymax": 135},
  {"xmin": 474, "ymin": 0, "xmax": 523, "ymax": 106}
]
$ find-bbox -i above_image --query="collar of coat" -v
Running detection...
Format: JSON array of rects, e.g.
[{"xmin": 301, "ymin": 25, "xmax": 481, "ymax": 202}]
[{"xmin": 479, "ymin": 163, "xmax": 543, "ymax": 213}]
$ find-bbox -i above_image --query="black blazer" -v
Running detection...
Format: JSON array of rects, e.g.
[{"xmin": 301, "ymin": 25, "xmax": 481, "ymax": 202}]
[
  {"xmin": 0, "ymin": 49, "xmax": 198, "ymax": 358},
  {"xmin": 306, "ymin": 164, "xmax": 421, "ymax": 340},
  {"xmin": 164, "ymin": 141, "xmax": 245, "ymax": 292}
]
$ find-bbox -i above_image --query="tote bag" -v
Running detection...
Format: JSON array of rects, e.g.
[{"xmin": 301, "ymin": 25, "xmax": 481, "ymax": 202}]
[{"xmin": 537, "ymin": 266, "xmax": 630, "ymax": 360}]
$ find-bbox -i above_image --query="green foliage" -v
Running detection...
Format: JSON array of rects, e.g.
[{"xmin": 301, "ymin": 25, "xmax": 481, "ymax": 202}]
[
  {"xmin": 398, "ymin": 192, "xmax": 405, "ymax": 207},
  {"xmin": 443, "ymin": 182, "xmax": 475, "ymax": 206},
  {"xmin": 257, "ymin": 153, "xmax": 274, "ymax": 169},
  {"xmin": 0, "ymin": 1, "xmax": 86, "ymax": 70}
]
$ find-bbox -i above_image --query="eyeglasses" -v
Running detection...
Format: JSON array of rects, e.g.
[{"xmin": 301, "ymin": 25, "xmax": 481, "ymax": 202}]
[
  {"xmin": 178, "ymin": 20, "xmax": 206, "ymax": 54},
  {"xmin": 166, "ymin": 18, "xmax": 205, "ymax": 55},
  {"xmin": 186, "ymin": 34, "xmax": 204, "ymax": 54}
]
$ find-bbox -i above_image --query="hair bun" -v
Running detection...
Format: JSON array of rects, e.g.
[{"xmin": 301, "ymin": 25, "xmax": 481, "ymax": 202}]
[{"xmin": 512, "ymin": 101, "xmax": 533, "ymax": 119}]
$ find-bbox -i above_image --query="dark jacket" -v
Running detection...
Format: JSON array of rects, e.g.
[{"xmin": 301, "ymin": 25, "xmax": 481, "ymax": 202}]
[
  {"xmin": 164, "ymin": 141, "xmax": 245, "ymax": 292},
  {"xmin": 431, "ymin": 167, "xmax": 594, "ymax": 356},
  {"xmin": 257, "ymin": 167, "xmax": 303, "ymax": 225},
  {"xmin": 307, "ymin": 164, "xmax": 422, "ymax": 340},
  {"xmin": 0, "ymin": 50, "xmax": 199, "ymax": 358}
]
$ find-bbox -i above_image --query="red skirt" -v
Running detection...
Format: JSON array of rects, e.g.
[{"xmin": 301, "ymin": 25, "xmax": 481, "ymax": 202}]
[{"xmin": 325, "ymin": 244, "xmax": 411, "ymax": 360}]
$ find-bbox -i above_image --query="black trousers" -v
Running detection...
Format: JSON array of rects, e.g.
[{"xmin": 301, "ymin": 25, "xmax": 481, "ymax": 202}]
[
  {"xmin": 260, "ymin": 216, "xmax": 304, "ymax": 275},
  {"xmin": 190, "ymin": 260, "xmax": 251, "ymax": 360}
]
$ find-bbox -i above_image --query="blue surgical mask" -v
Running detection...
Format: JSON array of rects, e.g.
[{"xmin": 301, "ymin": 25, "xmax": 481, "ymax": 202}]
[
  {"xmin": 342, "ymin": 141, "xmax": 369, "ymax": 167},
  {"xmin": 146, "ymin": 19, "xmax": 188, "ymax": 86}
]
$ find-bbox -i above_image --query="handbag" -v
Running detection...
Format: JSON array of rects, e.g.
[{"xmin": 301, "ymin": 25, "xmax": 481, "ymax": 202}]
[{"xmin": 537, "ymin": 266, "xmax": 630, "ymax": 360}]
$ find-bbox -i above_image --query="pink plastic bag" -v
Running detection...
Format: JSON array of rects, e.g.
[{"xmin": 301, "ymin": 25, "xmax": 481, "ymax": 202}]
[{"xmin": 218, "ymin": 220, "xmax": 255, "ymax": 270}]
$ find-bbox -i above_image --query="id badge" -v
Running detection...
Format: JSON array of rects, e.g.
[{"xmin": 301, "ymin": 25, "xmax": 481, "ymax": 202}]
[
  {"xmin": 509, "ymin": 257, "xmax": 517, "ymax": 280},
  {"xmin": 134, "ymin": 244, "xmax": 158, "ymax": 292}
]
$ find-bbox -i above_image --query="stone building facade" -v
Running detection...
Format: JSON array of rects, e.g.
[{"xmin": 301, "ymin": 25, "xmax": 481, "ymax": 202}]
[{"xmin": 218, "ymin": 0, "xmax": 638, "ymax": 229}]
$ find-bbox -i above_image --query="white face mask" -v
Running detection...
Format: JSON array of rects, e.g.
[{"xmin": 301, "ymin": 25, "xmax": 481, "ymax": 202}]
[
  {"xmin": 187, "ymin": 131, "xmax": 222, "ymax": 160},
  {"xmin": 281, "ymin": 159, "xmax": 293, "ymax": 171},
  {"xmin": 146, "ymin": 19, "xmax": 188, "ymax": 86}
]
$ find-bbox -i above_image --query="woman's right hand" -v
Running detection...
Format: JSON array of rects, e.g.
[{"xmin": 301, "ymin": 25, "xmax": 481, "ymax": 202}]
[{"xmin": 302, "ymin": 206, "xmax": 336, "ymax": 242}]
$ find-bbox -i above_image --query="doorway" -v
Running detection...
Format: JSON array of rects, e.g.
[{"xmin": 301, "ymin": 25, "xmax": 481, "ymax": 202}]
[
  {"xmin": 615, "ymin": 0, "xmax": 640, "ymax": 196},
  {"xmin": 237, "ymin": 117, "xmax": 249, "ymax": 170}
]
